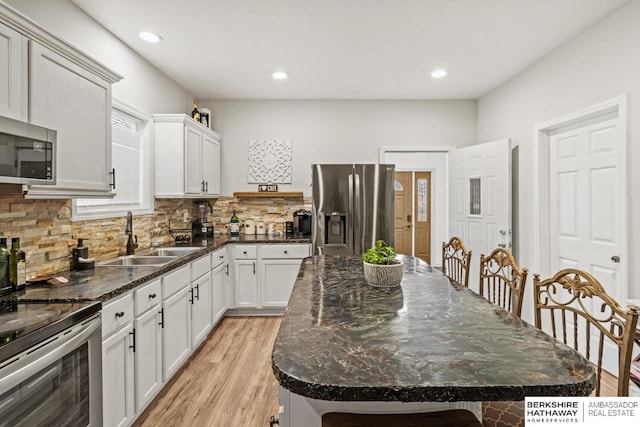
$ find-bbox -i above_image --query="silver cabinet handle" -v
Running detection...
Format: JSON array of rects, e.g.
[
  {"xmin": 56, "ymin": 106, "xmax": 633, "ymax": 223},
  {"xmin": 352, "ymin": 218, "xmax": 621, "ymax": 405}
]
[{"xmin": 115, "ymin": 311, "xmax": 125, "ymax": 318}]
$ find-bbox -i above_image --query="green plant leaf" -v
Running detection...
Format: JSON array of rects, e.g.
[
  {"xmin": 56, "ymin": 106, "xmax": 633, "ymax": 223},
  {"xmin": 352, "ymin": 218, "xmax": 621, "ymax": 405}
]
[{"xmin": 361, "ymin": 240, "xmax": 397, "ymax": 264}]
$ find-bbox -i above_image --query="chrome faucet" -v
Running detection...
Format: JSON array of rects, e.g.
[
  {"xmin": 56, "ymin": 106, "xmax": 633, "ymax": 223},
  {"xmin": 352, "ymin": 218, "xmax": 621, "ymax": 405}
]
[{"xmin": 125, "ymin": 211, "xmax": 138, "ymax": 255}]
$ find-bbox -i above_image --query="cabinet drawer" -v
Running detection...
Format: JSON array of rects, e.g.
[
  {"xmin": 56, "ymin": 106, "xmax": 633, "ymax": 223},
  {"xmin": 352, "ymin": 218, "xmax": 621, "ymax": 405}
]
[
  {"xmin": 162, "ymin": 265, "xmax": 191, "ymax": 299},
  {"xmin": 260, "ymin": 244, "xmax": 310, "ymax": 259},
  {"xmin": 134, "ymin": 279, "xmax": 161, "ymax": 316},
  {"xmin": 234, "ymin": 245, "xmax": 257, "ymax": 259},
  {"xmin": 102, "ymin": 294, "xmax": 133, "ymax": 337},
  {"xmin": 191, "ymin": 255, "xmax": 211, "ymax": 280},
  {"xmin": 211, "ymin": 248, "xmax": 227, "ymax": 269}
]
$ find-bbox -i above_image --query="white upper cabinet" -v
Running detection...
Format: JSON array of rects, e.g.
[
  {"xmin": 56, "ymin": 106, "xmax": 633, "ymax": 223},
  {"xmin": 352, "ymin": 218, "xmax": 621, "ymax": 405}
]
[
  {"xmin": 0, "ymin": 22, "xmax": 27, "ymax": 121},
  {"xmin": 153, "ymin": 114, "xmax": 222, "ymax": 198},
  {"xmin": 28, "ymin": 42, "xmax": 114, "ymax": 197},
  {"xmin": 0, "ymin": 3, "xmax": 122, "ymax": 198}
]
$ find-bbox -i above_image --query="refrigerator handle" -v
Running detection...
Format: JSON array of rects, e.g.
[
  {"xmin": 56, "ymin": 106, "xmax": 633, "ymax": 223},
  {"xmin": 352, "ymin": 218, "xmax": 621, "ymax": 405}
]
[
  {"xmin": 348, "ymin": 173, "xmax": 354, "ymax": 252},
  {"xmin": 353, "ymin": 172, "xmax": 361, "ymax": 254}
]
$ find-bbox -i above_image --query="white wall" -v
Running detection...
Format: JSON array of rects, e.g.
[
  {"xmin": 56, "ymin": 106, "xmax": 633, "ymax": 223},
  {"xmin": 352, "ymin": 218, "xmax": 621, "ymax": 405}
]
[
  {"xmin": 202, "ymin": 100, "xmax": 476, "ymax": 196},
  {"xmin": 477, "ymin": 1, "xmax": 640, "ymax": 310},
  {"xmin": 6, "ymin": 0, "xmax": 192, "ymax": 114}
]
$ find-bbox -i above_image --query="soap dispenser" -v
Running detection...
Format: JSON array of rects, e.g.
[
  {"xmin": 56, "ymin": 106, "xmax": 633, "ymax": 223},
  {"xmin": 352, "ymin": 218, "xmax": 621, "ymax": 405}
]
[{"xmin": 72, "ymin": 238, "xmax": 95, "ymax": 270}]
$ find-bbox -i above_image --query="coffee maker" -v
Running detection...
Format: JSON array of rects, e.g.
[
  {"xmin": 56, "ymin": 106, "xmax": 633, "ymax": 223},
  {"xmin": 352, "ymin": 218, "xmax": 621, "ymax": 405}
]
[
  {"xmin": 293, "ymin": 209, "xmax": 312, "ymax": 236},
  {"xmin": 192, "ymin": 200, "xmax": 214, "ymax": 238}
]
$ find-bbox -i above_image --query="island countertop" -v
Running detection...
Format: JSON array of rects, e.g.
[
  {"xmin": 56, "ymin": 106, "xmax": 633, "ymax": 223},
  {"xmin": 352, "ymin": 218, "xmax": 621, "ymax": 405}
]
[{"xmin": 271, "ymin": 255, "xmax": 596, "ymax": 402}]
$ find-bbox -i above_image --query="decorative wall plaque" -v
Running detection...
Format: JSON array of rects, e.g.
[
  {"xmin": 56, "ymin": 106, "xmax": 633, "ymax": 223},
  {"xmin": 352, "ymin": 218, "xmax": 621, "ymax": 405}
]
[{"xmin": 248, "ymin": 140, "xmax": 292, "ymax": 184}]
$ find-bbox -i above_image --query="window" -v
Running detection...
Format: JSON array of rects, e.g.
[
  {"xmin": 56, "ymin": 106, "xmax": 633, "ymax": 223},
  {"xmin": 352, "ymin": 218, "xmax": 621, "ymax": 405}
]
[
  {"xmin": 469, "ymin": 177, "xmax": 481, "ymax": 216},
  {"xmin": 73, "ymin": 100, "xmax": 153, "ymax": 220}
]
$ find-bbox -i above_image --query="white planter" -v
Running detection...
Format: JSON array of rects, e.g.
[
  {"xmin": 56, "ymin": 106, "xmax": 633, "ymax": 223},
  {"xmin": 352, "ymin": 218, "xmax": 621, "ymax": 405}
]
[{"xmin": 362, "ymin": 261, "xmax": 403, "ymax": 287}]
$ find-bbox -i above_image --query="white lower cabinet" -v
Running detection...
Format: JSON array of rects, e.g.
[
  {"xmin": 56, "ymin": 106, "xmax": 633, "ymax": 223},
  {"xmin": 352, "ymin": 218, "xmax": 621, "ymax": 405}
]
[
  {"xmin": 102, "ymin": 294, "xmax": 135, "ymax": 427},
  {"xmin": 191, "ymin": 272, "xmax": 213, "ymax": 348},
  {"xmin": 133, "ymin": 280, "xmax": 162, "ymax": 413},
  {"xmin": 259, "ymin": 244, "xmax": 311, "ymax": 308},
  {"xmin": 211, "ymin": 248, "xmax": 228, "ymax": 324},
  {"xmin": 234, "ymin": 259, "xmax": 258, "ymax": 307},
  {"xmin": 161, "ymin": 283, "xmax": 191, "ymax": 381},
  {"xmin": 260, "ymin": 258, "xmax": 306, "ymax": 307}
]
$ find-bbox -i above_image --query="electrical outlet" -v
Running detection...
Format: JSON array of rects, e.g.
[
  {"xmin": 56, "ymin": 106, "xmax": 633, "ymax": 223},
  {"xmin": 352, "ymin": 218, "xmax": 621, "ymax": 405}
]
[
  {"xmin": 183, "ymin": 211, "xmax": 190, "ymax": 222},
  {"xmin": 267, "ymin": 207, "xmax": 279, "ymax": 214}
]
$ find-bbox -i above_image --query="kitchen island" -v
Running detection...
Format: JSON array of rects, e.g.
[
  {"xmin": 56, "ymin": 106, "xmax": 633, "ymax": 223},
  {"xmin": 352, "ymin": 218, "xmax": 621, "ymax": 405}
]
[{"xmin": 272, "ymin": 255, "xmax": 596, "ymax": 426}]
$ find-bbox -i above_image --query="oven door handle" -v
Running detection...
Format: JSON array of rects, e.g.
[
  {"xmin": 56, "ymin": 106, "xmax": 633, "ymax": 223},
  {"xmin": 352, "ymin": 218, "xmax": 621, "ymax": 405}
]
[{"xmin": 0, "ymin": 316, "xmax": 101, "ymax": 393}]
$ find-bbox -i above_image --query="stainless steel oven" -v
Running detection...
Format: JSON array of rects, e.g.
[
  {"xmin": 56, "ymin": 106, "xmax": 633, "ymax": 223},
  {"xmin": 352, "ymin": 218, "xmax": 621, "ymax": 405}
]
[{"xmin": 0, "ymin": 301, "xmax": 101, "ymax": 427}]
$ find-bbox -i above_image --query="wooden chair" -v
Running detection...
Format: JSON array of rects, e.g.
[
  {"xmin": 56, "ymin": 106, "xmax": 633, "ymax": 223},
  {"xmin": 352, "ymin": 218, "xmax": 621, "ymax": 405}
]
[
  {"xmin": 478, "ymin": 249, "xmax": 528, "ymax": 426},
  {"xmin": 322, "ymin": 410, "xmax": 482, "ymax": 427},
  {"xmin": 479, "ymin": 248, "xmax": 528, "ymax": 317},
  {"xmin": 442, "ymin": 237, "xmax": 471, "ymax": 287},
  {"xmin": 533, "ymin": 269, "xmax": 640, "ymax": 396}
]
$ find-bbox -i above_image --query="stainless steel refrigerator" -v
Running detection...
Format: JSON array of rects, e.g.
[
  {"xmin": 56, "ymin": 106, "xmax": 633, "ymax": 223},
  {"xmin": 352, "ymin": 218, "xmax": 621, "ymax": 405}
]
[{"xmin": 312, "ymin": 164, "xmax": 395, "ymax": 256}]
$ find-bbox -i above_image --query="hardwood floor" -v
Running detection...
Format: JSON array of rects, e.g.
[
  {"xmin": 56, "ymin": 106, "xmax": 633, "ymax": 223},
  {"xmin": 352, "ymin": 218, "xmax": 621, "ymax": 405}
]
[
  {"xmin": 133, "ymin": 316, "xmax": 281, "ymax": 427},
  {"xmin": 133, "ymin": 315, "xmax": 629, "ymax": 427}
]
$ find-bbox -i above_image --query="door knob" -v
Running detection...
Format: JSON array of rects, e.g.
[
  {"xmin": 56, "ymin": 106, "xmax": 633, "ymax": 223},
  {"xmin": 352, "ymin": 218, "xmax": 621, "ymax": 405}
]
[{"xmin": 611, "ymin": 255, "xmax": 620, "ymax": 263}]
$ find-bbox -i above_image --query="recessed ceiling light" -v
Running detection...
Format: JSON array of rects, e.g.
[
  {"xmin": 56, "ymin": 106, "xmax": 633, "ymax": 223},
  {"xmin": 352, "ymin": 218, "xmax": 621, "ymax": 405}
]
[
  {"xmin": 272, "ymin": 71, "xmax": 289, "ymax": 80},
  {"xmin": 431, "ymin": 69, "xmax": 447, "ymax": 78},
  {"xmin": 139, "ymin": 31, "xmax": 163, "ymax": 43}
]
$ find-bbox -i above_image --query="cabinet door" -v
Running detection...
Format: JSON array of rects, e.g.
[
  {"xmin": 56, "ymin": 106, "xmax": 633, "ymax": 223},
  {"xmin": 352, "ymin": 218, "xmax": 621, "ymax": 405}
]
[
  {"xmin": 260, "ymin": 258, "xmax": 304, "ymax": 307},
  {"xmin": 162, "ymin": 286, "xmax": 191, "ymax": 381},
  {"xmin": 234, "ymin": 259, "xmax": 258, "ymax": 308},
  {"xmin": 184, "ymin": 125, "xmax": 203, "ymax": 194},
  {"xmin": 28, "ymin": 41, "xmax": 112, "ymax": 196},
  {"xmin": 134, "ymin": 307, "xmax": 162, "ymax": 413},
  {"xmin": 211, "ymin": 262, "xmax": 227, "ymax": 324},
  {"xmin": 191, "ymin": 272, "xmax": 212, "ymax": 348},
  {"xmin": 102, "ymin": 325, "xmax": 134, "ymax": 427},
  {"xmin": 202, "ymin": 135, "xmax": 220, "ymax": 196},
  {"xmin": 0, "ymin": 22, "xmax": 26, "ymax": 120}
]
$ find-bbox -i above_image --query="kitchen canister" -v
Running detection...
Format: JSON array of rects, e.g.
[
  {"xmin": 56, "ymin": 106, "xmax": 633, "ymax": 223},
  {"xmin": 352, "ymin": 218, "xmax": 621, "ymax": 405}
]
[
  {"xmin": 256, "ymin": 221, "xmax": 266, "ymax": 235},
  {"xmin": 244, "ymin": 220, "xmax": 255, "ymax": 234},
  {"xmin": 267, "ymin": 223, "xmax": 275, "ymax": 235}
]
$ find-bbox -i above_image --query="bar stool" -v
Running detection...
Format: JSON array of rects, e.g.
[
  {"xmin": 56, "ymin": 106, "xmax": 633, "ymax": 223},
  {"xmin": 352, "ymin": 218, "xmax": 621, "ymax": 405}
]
[{"xmin": 442, "ymin": 236, "xmax": 471, "ymax": 287}]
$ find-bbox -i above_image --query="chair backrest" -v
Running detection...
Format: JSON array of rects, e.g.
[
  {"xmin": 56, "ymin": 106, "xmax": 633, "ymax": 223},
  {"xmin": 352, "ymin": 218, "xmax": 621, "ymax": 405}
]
[
  {"xmin": 533, "ymin": 269, "xmax": 640, "ymax": 396},
  {"xmin": 479, "ymin": 248, "xmax": 528, "ymax": 318},
  {"xmin": 442, "ymin": 237, "xmax": 471, "ymax": 287}
]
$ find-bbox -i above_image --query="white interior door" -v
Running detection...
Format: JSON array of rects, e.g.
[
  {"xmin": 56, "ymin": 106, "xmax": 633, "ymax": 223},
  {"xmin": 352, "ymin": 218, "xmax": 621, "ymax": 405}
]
[
  {"xmin": 549, "ymin": 117, "xmax": 626, "ymax": 375},
  {"xmin": 449, "ymin": 139, "xmax": 511, "ymax": 291}
]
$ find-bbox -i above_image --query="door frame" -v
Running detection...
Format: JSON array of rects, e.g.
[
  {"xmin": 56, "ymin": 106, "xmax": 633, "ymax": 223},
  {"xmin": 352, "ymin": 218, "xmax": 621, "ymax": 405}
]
[
  {"xmin": 533, "ymin": 95, "xmax": 628, "ymax": 296},
  {"xmin": 380, "ymin": 146, "xmax": 452, "ymax": 267}
]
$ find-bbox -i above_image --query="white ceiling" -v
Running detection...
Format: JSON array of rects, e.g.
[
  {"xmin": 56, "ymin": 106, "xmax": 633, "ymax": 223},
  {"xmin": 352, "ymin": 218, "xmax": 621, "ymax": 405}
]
[{"xmin": 72, "ymin": 0, "xmax": 628, "ymax": 100}]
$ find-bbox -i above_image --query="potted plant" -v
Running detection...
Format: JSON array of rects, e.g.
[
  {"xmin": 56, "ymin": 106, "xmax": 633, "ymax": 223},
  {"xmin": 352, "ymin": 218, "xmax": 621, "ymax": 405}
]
[{"xmin": 361, "ymin": 240, "xmax": 403, "ymax": 287}]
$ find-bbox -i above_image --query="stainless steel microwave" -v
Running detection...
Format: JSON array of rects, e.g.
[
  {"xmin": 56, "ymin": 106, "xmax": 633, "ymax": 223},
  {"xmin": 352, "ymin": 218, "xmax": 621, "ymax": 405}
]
[{"xmin": 0, "ymin": 115, "xmax": 56, "ymax": 185}]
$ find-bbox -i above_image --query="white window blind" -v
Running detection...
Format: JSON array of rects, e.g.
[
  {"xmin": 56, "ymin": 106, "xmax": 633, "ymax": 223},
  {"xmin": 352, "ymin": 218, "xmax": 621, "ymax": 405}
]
[
  {"xmin": 110, "ymin": 110, "xmax": 143, "ymax": 207},
  {"xmin": 73, "ymin": 101, "xmax": 153, "ymax": 220}
]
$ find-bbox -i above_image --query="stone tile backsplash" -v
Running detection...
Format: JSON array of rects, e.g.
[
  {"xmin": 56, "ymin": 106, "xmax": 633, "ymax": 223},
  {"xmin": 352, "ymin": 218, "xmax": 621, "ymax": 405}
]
[{"xmin": 0, "ymin": 194, "xmax": 310, "ymax": 278}]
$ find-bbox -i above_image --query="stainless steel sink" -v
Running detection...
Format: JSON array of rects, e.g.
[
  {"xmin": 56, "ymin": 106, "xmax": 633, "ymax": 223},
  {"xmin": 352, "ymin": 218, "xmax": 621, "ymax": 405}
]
[
  {"xmin": 98, "ymin": 255, "xmax": 178, "ymax": 267},
  {"xmin": 144, "ymin": 247, "xmax": 203, "ymax": 257}
]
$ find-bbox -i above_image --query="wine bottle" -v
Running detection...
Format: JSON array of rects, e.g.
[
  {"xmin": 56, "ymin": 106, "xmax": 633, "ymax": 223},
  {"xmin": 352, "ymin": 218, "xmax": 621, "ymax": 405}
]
[
  {"xmin": 9, "ymin": 237, "xmax": 26, "ymax": 291},
  {"xmin": 230, "ymin": 209, "xmax": 240, "ymax": 236},
  {"xmin": 191, "ymin": 99, "xmax": 201, "ymax": 122},
  {"xmin": 0, "ymin": 237, "xmax": 10, "ymax": 293}
]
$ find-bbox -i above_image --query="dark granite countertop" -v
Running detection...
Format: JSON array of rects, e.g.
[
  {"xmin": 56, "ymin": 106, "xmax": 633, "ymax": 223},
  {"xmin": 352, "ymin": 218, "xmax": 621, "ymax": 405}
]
[
  {"xmin": 271, "ymin": 255, "xmax": 596, "ymax": 402},
  {"xmin": 1, "ymin": 234, "xmax": 310, "ymax": 303}
]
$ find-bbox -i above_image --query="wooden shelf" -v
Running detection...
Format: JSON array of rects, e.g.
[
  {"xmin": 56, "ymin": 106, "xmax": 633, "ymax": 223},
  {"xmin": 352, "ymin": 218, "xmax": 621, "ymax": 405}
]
[{"xmin": 233, "ymin": 192, "xmax": 304, "ymax": 198}]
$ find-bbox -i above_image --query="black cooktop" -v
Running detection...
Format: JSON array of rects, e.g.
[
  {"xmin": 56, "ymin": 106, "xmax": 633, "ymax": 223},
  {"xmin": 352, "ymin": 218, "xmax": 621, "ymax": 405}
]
[{"xmin": 0, "ymin": 300, "xmax": 101, "ymax": 364}]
